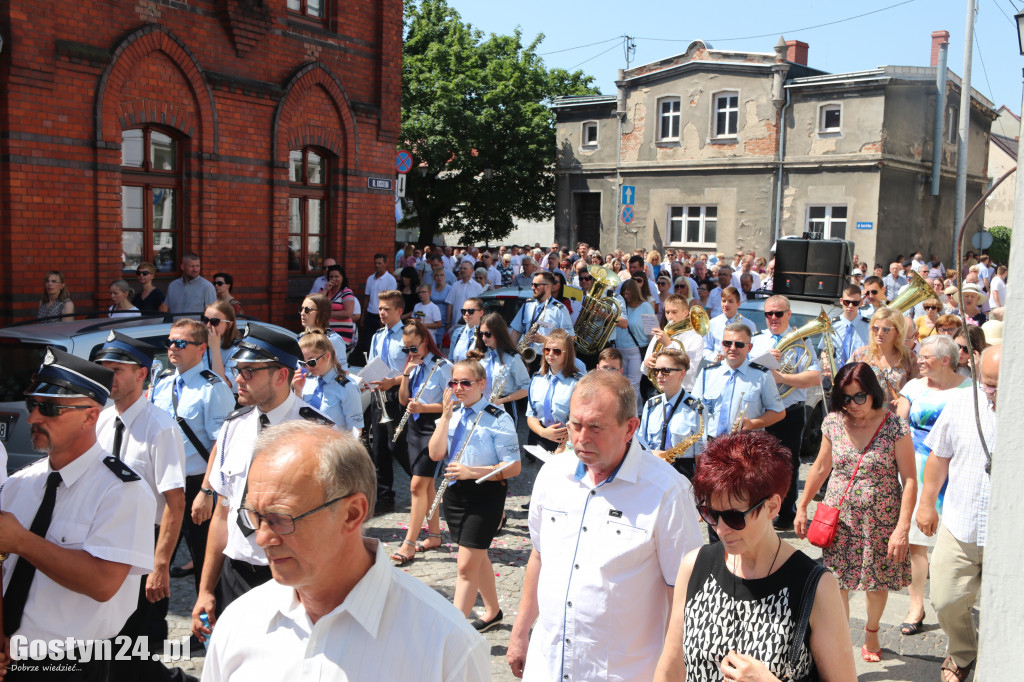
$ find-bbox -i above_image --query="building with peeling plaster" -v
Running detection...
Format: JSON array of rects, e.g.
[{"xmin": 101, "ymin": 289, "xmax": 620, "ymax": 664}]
[{"xmin": 552, "ymin": 36, "xmax": 995, "ymax": 268}]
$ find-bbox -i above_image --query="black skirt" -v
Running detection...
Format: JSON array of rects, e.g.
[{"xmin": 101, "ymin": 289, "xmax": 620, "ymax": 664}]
[
  {"xmin": 527, "ymin": 429, "xmax": 560, "ymax": 454},
  {"xmin": 404, "ymin": 412, "xmax": 440, "ymax": 478},
  {"xmin": 442, "ymin": 479, "xmax": 507, "ymax": 549}
]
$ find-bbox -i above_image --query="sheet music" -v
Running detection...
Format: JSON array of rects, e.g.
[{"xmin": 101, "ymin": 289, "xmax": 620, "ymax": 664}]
[
  {"xmin": 476, "ymin": 461, "xmax": 516, "ymax": 483},
  {"xmin": 523, "ymin": 445, "xmax": 554, "ymax": 463},
  {"xmin": 750, "ymin": 352, "xmax": 781, "ymax": 371},
  {"xmin": 356, "ymin": 357, "xmax": 401, "ymax": 385},
  {"xmin": 641, "ymin": 313, "xmax": 659, "ymax": 336}
]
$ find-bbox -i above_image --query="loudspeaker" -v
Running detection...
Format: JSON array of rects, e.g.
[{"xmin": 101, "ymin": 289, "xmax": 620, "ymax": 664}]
[{"xmin": 773, "ymin": 239, "xmax": 852, "ymax": 299}]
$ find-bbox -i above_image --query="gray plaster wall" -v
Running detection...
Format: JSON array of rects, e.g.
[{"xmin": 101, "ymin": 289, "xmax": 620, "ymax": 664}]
[
  {"xmin": 555, "ymin": 106, "xmax": 619, "ymax": 170},
  {"xmin": 781, "ymin": 169, "xmax": 879, "ymax": 262},
  {"xmin": 786, "ymin": 89, "xmax": 885, "ymax": 159}
]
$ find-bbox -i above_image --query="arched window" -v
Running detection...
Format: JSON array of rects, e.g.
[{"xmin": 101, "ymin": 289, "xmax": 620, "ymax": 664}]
[
  {"xmin": 288, "ymin": 148, "xmax": 329, "ymax": 273},
  {"xmin": 121, "ymin": 127, "xmax": 183, "ymax": 274}
]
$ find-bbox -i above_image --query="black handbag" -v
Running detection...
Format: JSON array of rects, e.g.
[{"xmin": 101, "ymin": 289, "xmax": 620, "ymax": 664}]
[{"xmin": 781, "ymin": 563, "xmax": 828, "ymax": 682}]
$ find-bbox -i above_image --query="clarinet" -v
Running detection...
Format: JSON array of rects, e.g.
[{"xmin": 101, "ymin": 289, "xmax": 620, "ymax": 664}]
[
  {"xmin": 392, "ymin": 358, "xmax": 444, "ymax": 443},
  {"xmin": 427, "ymin": 405, "xmax": 486, "ymax": 522}
]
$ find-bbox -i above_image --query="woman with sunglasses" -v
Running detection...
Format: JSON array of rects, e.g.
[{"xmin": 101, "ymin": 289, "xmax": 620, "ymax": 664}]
[
  {"xmin": 639, "ymin": 349, "xmax": 702, "ymax": 479},
  {"xmin": 952, "ymin": 325, "xmax": 987, "ymax": 378},
  {"xmin": 795, "ymin": 362, "xmax": 916, "ymax": 664},
  {"xmin": 213, "ymin": 272, "xmax": 244, "ymax": 315},
  {"xmin": 429, "ymin": 359, "xmax": 520, "ymax": 632},
  {"xmin": 850, "ymin": 307, "xmax": 917, "ymax": 407},
  {"xmin": 467, "ymin": 313, "xmax": 529, "ymax": 424},
  {"xmin": 298, "ymin": 294, "xmax": 349, "ymax": 370},
  {"xmin": 132, "ymin": 262, "xmax": 169, "ymax": 313},
  {"xmin": 293, "ymin": 331, "xmax": 363, "ymax": 435},
  {"xmin": 655, "ymin": 430, "xmax": 856, "ymax": 682},
  {"xmin": 525, "ymin": 329, "xmax": 581, "ymax": 453},
  {"xmin": 892, "ymin": 335, "xmax": 970, "ymax": 638},
  {"xmin": 202, "ymin": 299, "xmax": 240, "ymax": 388},
  {"xmin": 615, "ymin": 278, "xmax": 656, "ymax": 413},
  {"xmin": 473, "ymin": 267, "xmax": 491, "ymax": 292},
  {"xmin": 914, "ymin": 296, "xmax": 943, "ymax": 338},
  {"xmin": 322, "ymin": 265, "xmax": 359, "ymax": 348}
]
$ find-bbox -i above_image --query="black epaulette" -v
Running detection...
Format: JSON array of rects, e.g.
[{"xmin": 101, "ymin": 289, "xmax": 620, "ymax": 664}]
[
  {"xmin": 103, "ymin": 456, "xmax": 141, "ymax": 482},
  {"xmin": 548, "ymin": 299, "xmax": 564, "ymax": 308},
  {"xmin": 703, "ymin": 361, "xmax": 722, "ymax": 371},
  {"xmin": 299, "ymin": 406, "xmax": 335, "ymax": 426},
  {"xmin": 684, "ymin": 396, "xmax": 698, "ymax": 408},
  {"xmin": 749, "ymin": 362, "xmax": 769, "ymax": 372},
  {"xmin": 200, "ymin": 370, "xmax": 221, "ymax": 384},
  {"xmin": 572, "ymin": 371, "xmax": 584, "ymax": 380},
  {"xmin": 335, "ymin": 373, "xmax": 350, "ymax": 387},
  {"xmin": 484, "ymin": 404, "xmax": 504, "ymax": 419},
  {"xmin": 648, "ymin": 395, "xmax": 664, "ymax": 407},
  {"xmin": 158, "ymin": 368, "xmax": 175, "ymax": 380},
  {"xmin": 226, "ymin": 405, "xmax": 255, "ymax": 421}
]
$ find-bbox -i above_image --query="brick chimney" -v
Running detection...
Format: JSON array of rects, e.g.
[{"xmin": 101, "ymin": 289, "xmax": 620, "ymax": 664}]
[
  {"xmin": 785, "ymin": 40, "xmax": 809, "ymax": 66},
  {"xmin": 930, "ymin": 31, "xmax": 949, "ymax": 67}
]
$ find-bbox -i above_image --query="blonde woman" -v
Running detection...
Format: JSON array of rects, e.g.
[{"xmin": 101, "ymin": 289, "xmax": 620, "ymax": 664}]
[
  {"xmin": 202, "ymin": 299, "xmax": 240, "ymax": 388},
  {"xmin": 108, "ymin": 279, "xmax": 140, "ymax": 317},
  {"xmin": 850, "ymin": 307, "xmax": 917, "ymax": 407},
  {"xmin": 292, "ymin": 330, "xmax": 363, "ymax": 435}
]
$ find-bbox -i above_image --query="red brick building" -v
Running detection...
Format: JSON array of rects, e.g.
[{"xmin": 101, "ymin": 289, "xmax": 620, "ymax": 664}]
[{"xmin": 0, "ymin": 0, "xmax": 402, "ymax": 327}]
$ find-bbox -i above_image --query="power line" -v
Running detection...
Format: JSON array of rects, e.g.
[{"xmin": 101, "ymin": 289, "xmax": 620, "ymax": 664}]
[
  {"xmin": 991, "ymin": 0, "xmax": 1017, "ymax": 26},
  {"xmin": 1007, "ymin": 0, "xmax": 1021, "ymax": 12},
  {"xmin": 635, "ymin": 0, "xmax": 918, "ymax": 44},
  {"xmin": 973, "ymin": 18, "xmax": 996, "ymax": 102},
  {"xmin": 539, "ymin": 36, "xmax": 622, "ymax": 56},
  {"xmin": 568, "ymin": 42, "xmax": 622, "ymax": 71}
]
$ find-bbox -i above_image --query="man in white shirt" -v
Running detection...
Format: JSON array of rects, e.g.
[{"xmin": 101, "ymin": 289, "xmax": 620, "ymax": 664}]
[
  {"xmin": 480, "ymin": 252, "xmax": 503, "ymax": 288},
  {"xmin": 308, "ymin": 257, "xmax": 337, "ymax": 295},
  {"xmin": 507, "ymin": 371, "xmax": 702, "ymax": 681},
  {"xmin": 202, "ymin": 422, "xmax": 489, "ymax": 682},
  {"xmin": 444, "ymin": 261, "xmax": 484, "ymax": 333},
  {"xmin": 442, "ymin": 246, "xmax": 457, "ymax": 274},
  {"xmin": 362, "ymin": 254, "xmax": 398, "ymax": 355},
  {"xmin": 731, "ymin": 255, "xmax": 762, "ymax": 291},
  {"xmin": 705, "ymin": 266, "xmax": 734, "ymax": 318}
]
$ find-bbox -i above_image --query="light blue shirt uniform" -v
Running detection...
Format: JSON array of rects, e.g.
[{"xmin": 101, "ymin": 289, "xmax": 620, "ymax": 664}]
[
  {"xmin": 526, "ymin": 371, "xmax": 582, "ymax": 427},
  {"xmin": 370, "ymin": 321, "xmax": 408, "ymax": 371},
  {"xmin": 818, "ymin": 314, "xmax": 870, "ymax": 369},
  {"xmin": 300, "ymin": 367, "xmax": 363, "ymax": 431},
  {"xmin": 694, "ymin": 359, "xmax": 784, "ymax": 439},
  {"xmin": 638, "ymin": 389, "xmax": 702, "ymax": 459},
  {"xmin": 703, "ymin": 313, "xmax": 758, "ymax": 361},
  {"xmin": 150, "ymin": 362, "xmax": 235, "ymax": 476},
  {"xmin": 448, "ymin": 325, "xmax": 477, "ymax": 363},
  {"xmin": 407, "ymin": 354, "xmax": 452, "ymax": 408},
  {"xmin": 750, "ymin": 326, "xmax": 821, "ymax": 408},
  {"xmin": 481, "ymin": 350, "xmax": 530, "ymax": 400},
  {"xmin": 299, "ymin": 329, "xmax": 349, "ymax": 371},
  {"xmin": 615, "ymin": 301, "xmax": 655, "ymax": 349},
  {"xmin": 511, "ymin": 297, "xmax": 574, "ymax": 356},
  {"xmin": 445, "ymin": 397, "xmax": 520, "ymax": 468}
]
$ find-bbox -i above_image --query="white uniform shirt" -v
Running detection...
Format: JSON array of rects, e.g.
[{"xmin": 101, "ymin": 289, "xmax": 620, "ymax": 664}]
[
  {"xmin": 750, "ymin": 327, "xmax": 820, "ymax": 408},
  {"xmin": 524, "ymin": 439, "xmax": 702, "ymax": 681},
  {"xmin": 1, "ymin": 445, "xmax": 156, "ymax": 643},
  {"xmin": 364, "ymin": 271, "xmax": 398, "ymax": 314},
  {"xmin": 704, "ymin": 313, "xmax": 758, "ymax": 361},
  {"xmin": 444, "ymin": 280, "xmax": 484, "ymax": 330},
  {"xmin": 210, "ymin": 393, "xmax": 331, "ymax": 564},
  {"xmin": 96, "ymin": 396, "xmax": 186, "ymax": 522},
  {"xmin": 201, "ymin": 539, "xmax": 489, "ymax": 682}
]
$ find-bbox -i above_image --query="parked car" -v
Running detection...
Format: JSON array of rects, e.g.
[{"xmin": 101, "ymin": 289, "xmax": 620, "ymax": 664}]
[{"xmin": 0, "ymin": 315, "xmax": 368, "ymax": 472}]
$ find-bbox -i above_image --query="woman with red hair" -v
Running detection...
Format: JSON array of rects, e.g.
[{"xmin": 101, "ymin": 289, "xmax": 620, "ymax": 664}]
[{"xmin": 655, "ymin": 431, "xmax": 856, "ymax": 682}]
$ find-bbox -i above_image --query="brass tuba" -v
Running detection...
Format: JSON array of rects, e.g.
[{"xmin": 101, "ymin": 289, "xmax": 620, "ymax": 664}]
[
  {"xmin": 648, "ymin": 305, "xmax": 710, "ymax": 388},
  {"xmin": 574, "ymin": 265, "xmax": 623, "ymax": 356},
  {"xmin": 775, "ymin": 309, "xmax": 836, "ymax": 400},
  {"xmin": 885, "ymin": 271, "xmax": 934, "ymax": 316}
]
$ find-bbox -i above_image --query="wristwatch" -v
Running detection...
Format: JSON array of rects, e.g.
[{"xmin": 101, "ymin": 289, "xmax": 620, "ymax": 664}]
[{"xmin": 199, "ymin": 488, "xmax": 216, "ymax": 497}]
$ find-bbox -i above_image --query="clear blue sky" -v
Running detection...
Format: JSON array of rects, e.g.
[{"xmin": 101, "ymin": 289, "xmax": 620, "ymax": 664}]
[{"xmin": 446, "ymin": 0, "xmax": 1024, "ymax": 116}]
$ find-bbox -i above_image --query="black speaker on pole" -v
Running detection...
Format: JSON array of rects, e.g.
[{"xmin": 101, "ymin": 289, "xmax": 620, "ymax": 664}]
[{"xmin": 772, "ymin": 239, "xmax": 852, "ymax": 299}]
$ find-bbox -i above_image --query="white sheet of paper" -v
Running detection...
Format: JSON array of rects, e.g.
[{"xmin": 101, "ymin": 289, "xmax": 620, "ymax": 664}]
[
  {"xmin": 641, "ymin": 313, "xmax": 659, "ymax": 336},
  {"xmin": 750, "ymin": 352, "xmax": 781, "ymax": 371},
  {"xmin": 356, "ymin": 357, "xmax": 401, "ymax": 385},
  {"xmin": 476, "ymin": 461, "xmax": 516, "ymax": 483},
  {"xmin": 523, "ymin": 444, "xmax": 553, "ymax": 463}
]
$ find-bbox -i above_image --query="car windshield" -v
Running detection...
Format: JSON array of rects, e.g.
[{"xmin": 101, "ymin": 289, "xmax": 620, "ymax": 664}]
[{"xmin": 0, "ymin": 340, "xmax": 54, "ymax": 402}]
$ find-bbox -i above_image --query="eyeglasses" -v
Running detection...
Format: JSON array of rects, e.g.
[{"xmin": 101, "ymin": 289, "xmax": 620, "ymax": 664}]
[
  {"xmin": 298, "ymin": 352, "xmax": 328, "ymax": 368},
  {"xmin": 939, "ymin": 326, "xmax": 959, "ymax": 334},
  {"xmin": 400, "ymin": 345, "xmax": 419, "ymax": 354},
  {"xmin": 230, "ymin": 366, "xmax": 277, "ymax": 380},
  {"xmin": 651, "ymin": 367, "xmax": 683, "ymax": 376},
  {"xmin": 841, "ymin": 299, "xmax": 860, "ymax": 307},
  {"xmin": 697, "ymin": 497, "xmax": 768, "ymax": 531},
  {"xmin": 764, "ymin": 310, "xmax": 787, "ymax": 318},
  {"xmin": 866, "ymin": 289, "xmax": 881, "ymax": 296},
  {"xmin": 200, "ymin": 315, "xmax": 224, "ymax": 327},
  {"xmin": 239, "ymin": 495, "xmax": 351, "ymax": 535},
  {"xmin": 461, "ymin": 308, "xmax": 480, "ymax": 315},
  {"xmin": 299, "ymin": 306, "xmax": 315, "ymax": 315},
  {"xmin": 166, "ymin": 338, "xmax": 202, "ymax": 349},
  {"xmin": 722, "ymin": 340, "xmax": 747, "ymax": 349},
  {"xmin": 871, "ymin": 326, "xmax": 894, "ymax": 335},
  {"xmin": 213, "ymin": 281, "xmax": 227, "ymax": 287},
  {"xmin": 447, "ymin": 379, "xmax": 477, "ymax": 389},
  {"xmin": 25, "ymin": 399, "xmax": 93, "ymax": 418},
  {"xmin": 543, "ymin": 347, "xmax": 564, "ymax": 356},
  {"xmin": 531, "ymin": 282, "xmax": 548, "ymax": 288},
  {"xmin": 923, "ymin": 305, "xmax": 941, "ymax": 311},
  {"xmin": 136, "ymin": 270, "xmax": 152, "ymax": 277},
  {"xmin": 980, "ymin": 383, "xmax": 998, "ymax": 394},
  {"xmin": 957, "ymin": 344, "xmax": 969, "ymax": 353},
  {"xmin": 480, "ymin": 330, "xmax": 493, "ymax": 338},
  {"xmin": 842, "ymin": 391, "xmax": 869, "ymax": 406}
]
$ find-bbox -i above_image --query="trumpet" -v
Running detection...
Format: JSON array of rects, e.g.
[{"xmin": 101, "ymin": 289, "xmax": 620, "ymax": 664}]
[
  {"xmin": 517, "ymin": 298, "xmax": 550, "ymax": 364},
  {"xmin": 648, "ymin": 305, "xmax": 710, "ymax": 388},
  {"xmin": 427, "ymin": 403, "xmax": 486, "ymax": 522},
  {"xmin": 362, "ymin": 353, "xmax": 393, "ymax": 423},
  {"xmin": 730, "ymin": 392, "xmax": 748, "ymax": 433},
  {"xmin": 392, "ymin": 359, "xmax": 445, "ymax": 443}
]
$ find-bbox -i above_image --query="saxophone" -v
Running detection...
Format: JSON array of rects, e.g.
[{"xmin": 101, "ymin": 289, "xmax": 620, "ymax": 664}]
[
  {"xmin": 517, "ymin": 298, "xmax": 550, "ymax": 363},
  {"xmin": 656, "ymin": 401, "xmax": 704, "ymax": 464}
]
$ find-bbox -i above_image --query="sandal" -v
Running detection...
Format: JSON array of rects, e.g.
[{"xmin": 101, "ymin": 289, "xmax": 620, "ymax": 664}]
[
  {"xmin": 940, "ymin": 656, "xmax": 974, "ymax": 682},
  {"xmin": 415, "ymin": 533, "xmax": 443, "ymax": 553},
  {"xmin": 900, "ymin": 616, "xmax": 925, "ymax": 636},
  {"xmin": 861, "ymin": 626, "xmax": 882, "ymax": 663},
  {"xmin": 391, "ymin": 540, "xmax": 417, "ymax": 566}
]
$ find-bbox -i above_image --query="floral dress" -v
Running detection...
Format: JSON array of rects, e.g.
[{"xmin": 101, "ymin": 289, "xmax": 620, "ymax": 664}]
[
  {"xmin": 820, "ymin": 411, "xmax": 911, "ymax": 591},
  {"xmin": 850, "ymin": 346, "xmax": 914, "ymax": 408}
]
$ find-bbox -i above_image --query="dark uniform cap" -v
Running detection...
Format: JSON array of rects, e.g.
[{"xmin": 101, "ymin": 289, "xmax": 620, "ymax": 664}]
[
  {"xmin": 25, "ymin": 346, "xmax": 113, "ymax": 404},
  {"xmin": 93, "ymin": 330, "xmax": 158, "ymax": 368},
  {"xmin": 232, "ymin": 324, "xmax": 302, "ymax": 369}
]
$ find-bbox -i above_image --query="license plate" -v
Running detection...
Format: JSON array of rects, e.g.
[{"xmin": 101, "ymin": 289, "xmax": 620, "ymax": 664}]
[{"xmin": 0, "ymin": 421, "xmax": 6, "ymax": 441}]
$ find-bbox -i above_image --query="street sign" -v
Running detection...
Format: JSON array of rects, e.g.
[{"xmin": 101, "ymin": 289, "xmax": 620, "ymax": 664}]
[
  {"xmin": 396, "ymin": 173, "xmax": 407, "ymax": 198},
  {"xmin": 368, "ymin": 177, "xmax": 393, "ymax": 191},
  {"xmin": 621, "ymin": 185, "xmax": 635, "ymax": 206},
  {"xmin": 856, "ymin": 222, "xmax": 873, "ymax": 230},
  {"xmin": 971, "ymin": 230, "xmax": 994, "ymax": 250},
  {"xmin": 622, "ymin": 206, "xmax": 634, "ymax": 224},
  {"xmin": 396, "ymin": 150, "xmax": 413, "ymax": 174}
]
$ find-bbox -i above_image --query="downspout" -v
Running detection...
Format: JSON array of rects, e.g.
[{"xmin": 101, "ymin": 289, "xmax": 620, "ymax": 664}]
[
  {"xmin": 772, "ymin": 38, "xmax": 791, "ymax": 245},
  {"xmin": 774, "ymin": 89, "xmax": 791, "ymax": 245},
  {"xmin": 931, "ymin": 38, "xmax": 949, "ymax": 195},
  {"xmin": 615, "ymin": 69, "xmax": 626, "ymax": 252}
]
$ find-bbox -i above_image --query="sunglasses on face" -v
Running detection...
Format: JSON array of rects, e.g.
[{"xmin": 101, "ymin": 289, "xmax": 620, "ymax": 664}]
[
  {"xmin": 651, "ymin": 367, "xmax": 683, "ymax": 376},
  {"xmin": 401, "ymin": 345, "xmax": 422, "ymax": 354},
  {"xmin": 866, "ymin": 289, "xmax": 881, "ymax": 296},
  {"xmin": 531, "ymin": 283, "xmax": 548, "ymax": 288},
  {"xmin": 298, "ymin": 352, "xmax": 328, "ymax": 368},
  {"xmin": 230, "ymin": 365, "xmax": 277, "ymax": 381},
  {"xmin": 579, "ymin": 275, "xmax": 593, "ymax": 282},
  {"xmin": 722, "ymin": 340, "xmax": 747, "ymax": 349},
  {"xmin": 136, "ymin": 270, "xmax": 152, "ymax": 277},
  {"xmin": 842, "ymin": 391, "xmax": 869, "ymax": 406},
  {"xmin": 25, "ymin": 399, "xmax": 92, "ymax": 418},
  {"xmin": 957, "ymin": 344, "xmax": 969, "ymax": 353},
  {"xmin": 764, "ymin": 310, "xmax": 787, "ymax": 318},
  {"xmin": 461, "ymin": 308, "xmax": 480, "ymax": 316},
  {"xmin": 213, "ymin": 281, "xmax": 227, "ymax": 287},
  {"xmin": 200, "ymin": 315, "xmax": 223, "ymax": 327},
  {"xmin": 841, "ymin": 299, "xmax": 860, "ymax": 307},
  {"xmin": 697, "ymin": 497, "xmax": 768, "ymax": 531},
  {"xmin": 479, "ymin": 330, "xmax": 493, "ymax": 339},
  {"xmin": 299, "ymin": 306, "xmax": 315, "ymax": 315},
  {"xmin": 166, "ymin": 338, "xmax": 201, "ymax": 349},
  {"xmin": 632, "ymin": 277, "xmax": 645, "ymax": 284},
  {"xmin": 871, "ymin": 326, "xmax": 893, "ymax": 335},
  {"xmin": 543, "ymin": 347, "xmax": 564, "ymax": 356},
  {"xmin": 447, "ymin": 379, "xmax": 476, "ymax": 389},
  {"xmin": 924, "ymin": 305, "xmax": 941, "ymax": 311}
]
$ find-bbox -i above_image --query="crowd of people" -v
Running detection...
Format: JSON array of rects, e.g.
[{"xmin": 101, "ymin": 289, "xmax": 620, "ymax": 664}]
[{"xmin": 7, "ymin": 239, "xmax": 1005, "ymax": 681}]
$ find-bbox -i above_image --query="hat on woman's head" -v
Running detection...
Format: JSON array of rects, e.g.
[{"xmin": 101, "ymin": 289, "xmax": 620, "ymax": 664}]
[
  {"xmin": 982, "ymin": 319, "xmax": 1003, "ymax": 345},
  {"xmin": 960, "ymin": 282, "xmax": 988, "ymax": 306}
]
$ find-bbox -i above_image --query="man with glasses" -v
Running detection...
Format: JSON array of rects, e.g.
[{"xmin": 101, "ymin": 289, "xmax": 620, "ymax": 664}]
[
  {"xmin": 703, "ymin": 287, "xmax": 757, "ymax": 363},
  {"xmin": 165, "ymin": 251, "xmax": 217, "ymax": 315},
  {"xmin": 151, "ymin": 319, "xmax": 234, "ymax": 597},
  {"xmin": 506, "ymin": 371, "xmax": 701, "ymax": 681},
  {"xmin": 308, "ymin": 257, "xmax": 337, "ymax": 295},
  {"xmin": 510, "ymin": 271, "xmax": 574, "ymax": 369},
  {"xmin": 445, "ymin": 261, "xmax": 484, "ymax": 335},
  {"xmin": 192, "ymin": 324, "xmax": 332, "ymax": 644},
  {"xmin": 449, "ymin": 298, "xmax": 484, "ymax": 363},
  {"xmin": 820, "ymin": 284, "xmax": 870, "ymax": 372},
  {"xmin": 595, "ymin": 347, "xmax": 624, "ymax": 373},
  {"xmin": 639, "ymin": 349, "xmax": 702, "ymax": 480},
  {"xmin": 512, "ymin": 256, "xmax": 538, "ymax": 288},
  {"xmin": 0, "ymin": 349, "xmax": 155, "ymax": 677},
  {"xmin": 749, "ymin": 296, "xmax": 821, "ymax": 529},
  {"xmin": 916, "ymin": 346, "xmax": 999, "ymax": 682},
  {"xmin": 861, "ymin": 275, "xmax": 886, "ymax": 315}
]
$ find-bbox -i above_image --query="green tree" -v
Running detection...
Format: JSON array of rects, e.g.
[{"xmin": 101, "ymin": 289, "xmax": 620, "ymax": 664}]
[
  {"xmin": 401, "ymin": 0, "xmax": 598, "ymax": 245},
  {"xmin": 987, "ymin": 226, "xmax": 1011, "ymax": 266}
]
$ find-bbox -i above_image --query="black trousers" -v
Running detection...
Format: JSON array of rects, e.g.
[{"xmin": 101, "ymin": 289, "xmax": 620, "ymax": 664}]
[
  {"xmin": 766, "ymin": 404, "xmax": 806, "ymax": 522},
  {"xmin": 357, "ymin": 313, "xmax": 383, "ymax": 360},
  {"xmin": 370, "ymin": 388, "xmax": 406, "ymax": 503},
  {"xmin": 218, "ymin": 559, "xmax": 273, "ymax": 612},
  {"xmin": 181, "ymin": 474, "xmax": 209, "ymax": 596}
]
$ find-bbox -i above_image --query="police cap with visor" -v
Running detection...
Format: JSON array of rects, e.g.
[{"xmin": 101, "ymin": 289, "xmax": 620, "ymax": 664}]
[
  {"xmin": 93, "ymin": 330, "xmax": 159, "ymax": 370},
  {"xmin": 232, "ymin": 323, "xmax": 302, "ymax": 369},
  {"xmin": 25, "ymin": 346, "xmax": 114, "ymax": 405}
]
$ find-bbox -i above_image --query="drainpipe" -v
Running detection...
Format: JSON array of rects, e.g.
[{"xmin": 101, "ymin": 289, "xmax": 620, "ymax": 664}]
[
  {"xmin": 615, "ymin": 69, "xmax": 626, "ymax": 253},
  {"xmin": 774, "ymin": 89, "xmax": 791, "ymax": 245},
  {"xmin": 931, "ymin": 37, "xmax": 949, "ymax": 195},
  {"xmin": 772, "ymin": 38, "xmax": 791, "ymax": 246}
]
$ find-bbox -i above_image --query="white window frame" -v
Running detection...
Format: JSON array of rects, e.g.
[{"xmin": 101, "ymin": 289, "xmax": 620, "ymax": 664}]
[
  {"xmin": 712, "ymin": 90, "xmax": 739, "ymax": 139},
  {"xmin": 657, "ymin": 96, "xmax": 681, "ymax": 141},
  {"xmin": 818, "ymin": 104, "xmax": 842, "ymax": 133},
  {"xmin": 581, "ymin": 121, "xmax": 599, "ymax": 147},
  {"xmin": 667, "ymin": 205, "xmax": 717, "ymax": 246},
  {"xmin": 806, "ymin": 205, "xmax": 848, "ymax": 240}
]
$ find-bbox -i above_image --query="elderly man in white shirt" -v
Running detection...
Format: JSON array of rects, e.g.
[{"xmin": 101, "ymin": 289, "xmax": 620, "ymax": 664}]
[
  {"xmin": 507, "ymin": 371, "xmax": 702, "ymax": 681},
  {"xmin": 202, "ymin": 422, "xmax": 489, "ymax": 682}
]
